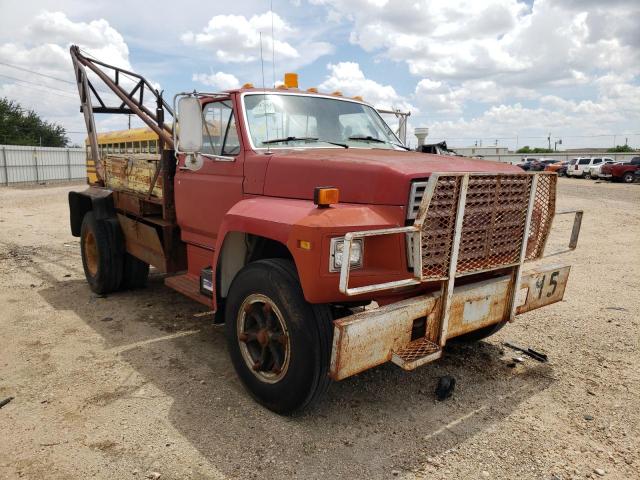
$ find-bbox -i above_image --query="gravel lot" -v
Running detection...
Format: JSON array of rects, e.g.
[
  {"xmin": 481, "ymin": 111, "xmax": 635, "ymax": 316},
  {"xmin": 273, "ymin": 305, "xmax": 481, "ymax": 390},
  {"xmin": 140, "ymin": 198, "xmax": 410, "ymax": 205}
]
[{"xmin": 0, "ymin": 178, "xmax": 638, "ymax": 480}]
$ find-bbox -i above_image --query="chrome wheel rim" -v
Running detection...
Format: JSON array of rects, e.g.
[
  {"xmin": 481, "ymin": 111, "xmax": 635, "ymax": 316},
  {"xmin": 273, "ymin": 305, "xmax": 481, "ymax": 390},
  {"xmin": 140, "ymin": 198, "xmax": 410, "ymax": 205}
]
[{"xmin": 237, "ymin": 294, "xmax": 290, "ymax": 384}]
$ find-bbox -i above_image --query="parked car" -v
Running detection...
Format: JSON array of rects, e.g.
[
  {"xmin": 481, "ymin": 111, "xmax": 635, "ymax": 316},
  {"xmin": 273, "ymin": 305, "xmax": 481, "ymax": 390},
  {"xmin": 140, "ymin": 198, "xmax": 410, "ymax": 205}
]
[
  {"xmin": 545, "ymin": 160, "xmax": 569, "ymax": 176},
  {"xmin": 532, "ymin": 158, "xmax": 560, "ymax": 171},
  {"xmin": 567, "ymin": 157, "xmax": 609, "ymax": 178},
  {"xmin": 588, "ymin": 158, "xmax": 616, "ymax": 179},
  {"xmin": 600, "ymin": 157, "xmax": 640, "ymax": 183},
  {"xmin": 517, "ymin": 158, "xmax": 538, "ymax": 171}
]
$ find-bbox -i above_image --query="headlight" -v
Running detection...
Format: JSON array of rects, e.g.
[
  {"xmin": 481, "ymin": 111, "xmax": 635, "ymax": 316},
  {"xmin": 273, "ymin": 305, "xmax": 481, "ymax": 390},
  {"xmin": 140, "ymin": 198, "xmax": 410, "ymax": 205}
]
[{"xmin": 330, "ymin": 237, "xmax": 363, "ymax": 272}]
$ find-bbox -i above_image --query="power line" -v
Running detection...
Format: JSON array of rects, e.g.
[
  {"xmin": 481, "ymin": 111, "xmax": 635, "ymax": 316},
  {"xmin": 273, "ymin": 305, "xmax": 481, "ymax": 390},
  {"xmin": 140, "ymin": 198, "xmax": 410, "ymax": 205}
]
[
  {"xmin": 0, "ymin": 61, "xmax": 75, "ymax": 85},
  {"xmin": 0, "ymin": 73, "xmax": 77, "ymax": 98}
]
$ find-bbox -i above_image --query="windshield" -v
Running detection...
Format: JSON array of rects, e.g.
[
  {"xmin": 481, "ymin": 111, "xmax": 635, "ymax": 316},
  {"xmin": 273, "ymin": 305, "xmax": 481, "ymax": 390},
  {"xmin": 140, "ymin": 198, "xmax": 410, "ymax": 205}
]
[{"xmin": 243, "ymin": 93, "xmax": 401, "ymax": 149}]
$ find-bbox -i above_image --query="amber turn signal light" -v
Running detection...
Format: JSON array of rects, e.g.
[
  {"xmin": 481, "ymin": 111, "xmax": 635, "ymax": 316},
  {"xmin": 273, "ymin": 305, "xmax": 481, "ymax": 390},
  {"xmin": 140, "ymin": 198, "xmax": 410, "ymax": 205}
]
[{"xmin": 314, "ymin": 187, "xmax": 339, "ymax": 207}]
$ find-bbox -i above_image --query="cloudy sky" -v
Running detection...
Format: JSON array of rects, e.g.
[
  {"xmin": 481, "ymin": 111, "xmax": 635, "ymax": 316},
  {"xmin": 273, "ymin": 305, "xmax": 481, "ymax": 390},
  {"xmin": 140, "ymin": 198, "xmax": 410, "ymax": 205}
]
[{"xmin": 0, "ymin": 0, "xmax": 638, "ymax": 149}]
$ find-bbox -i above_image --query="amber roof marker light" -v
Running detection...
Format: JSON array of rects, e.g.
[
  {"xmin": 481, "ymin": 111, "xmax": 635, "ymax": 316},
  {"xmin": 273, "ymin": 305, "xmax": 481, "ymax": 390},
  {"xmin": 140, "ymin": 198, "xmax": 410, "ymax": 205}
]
[
  {"xmin": 314, "ymin": 187, "xmax": 339, "ymax": 208},
  {"xmin": 284, "ymin": 72, "xmax": 299, "ymax": 89}
]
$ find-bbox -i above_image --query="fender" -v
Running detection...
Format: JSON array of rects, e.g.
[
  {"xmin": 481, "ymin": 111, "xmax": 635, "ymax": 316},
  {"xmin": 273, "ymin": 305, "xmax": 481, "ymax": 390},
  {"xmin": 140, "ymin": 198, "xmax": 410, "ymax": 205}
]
[
  {"xmin": 68, "ymin": 187, "xmax": 115, "ymax": 237},
  {"xmin": 214, "ymin": 197, "xmax": 410, "ymax": 305}
]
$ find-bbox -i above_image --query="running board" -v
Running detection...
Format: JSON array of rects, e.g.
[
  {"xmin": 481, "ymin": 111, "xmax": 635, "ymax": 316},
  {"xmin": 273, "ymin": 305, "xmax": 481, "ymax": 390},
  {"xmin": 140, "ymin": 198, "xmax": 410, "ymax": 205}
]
[{"xmin": 164, "ymin": 273, "xmax": 211, "ymax": 307}]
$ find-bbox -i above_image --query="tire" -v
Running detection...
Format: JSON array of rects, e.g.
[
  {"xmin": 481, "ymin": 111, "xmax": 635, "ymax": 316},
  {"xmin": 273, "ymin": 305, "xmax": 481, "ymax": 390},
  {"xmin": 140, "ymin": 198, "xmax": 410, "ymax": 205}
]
[
  {"xmin": 80, "ymin": 212, "xmax": 123, "ymax": 294},
  {"xmin": 452, "ymin": 320, "xmax": 507, "ymax": 343},
  {"xmin": 224, "ymin": 259, "xmax": 333, "ymax": 414},
  {"xmin": 623, "ymin": 172, "xmax": 635, "ymax": 183},
  {"xmin": 121, "ymin": 253, "xmax": 149, "ymax": 290}
]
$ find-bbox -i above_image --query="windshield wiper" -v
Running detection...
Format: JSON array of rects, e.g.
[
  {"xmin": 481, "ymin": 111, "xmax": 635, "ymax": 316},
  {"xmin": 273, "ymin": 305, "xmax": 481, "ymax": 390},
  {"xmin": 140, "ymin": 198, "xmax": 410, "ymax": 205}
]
[
  {"xmin": 321, "ymin": 140, "xmax": 349, "ymax": 148},
  {"xmin": 389, "ymin": 141, "xmax": 411, "ymax": 151},
  {"xmin": 262, "ymin": 136, "xmax": 348, "ymax": 148},
  {"xmin": 262, "ymin": 136, "xmax": 318, "ymax": 144},
  {"xmin": 348, "ymin": 135, "xmax": 386, "ymax": 143},
  {"xmin": 349, "ymin": 135, "xmax": 410, "ymax": 150}
]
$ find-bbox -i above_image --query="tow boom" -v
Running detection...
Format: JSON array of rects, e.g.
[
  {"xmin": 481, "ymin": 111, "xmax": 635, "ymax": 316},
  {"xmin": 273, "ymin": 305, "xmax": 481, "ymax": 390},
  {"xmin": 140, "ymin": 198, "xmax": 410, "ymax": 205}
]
[{"xmin": 69, "ymin": 45, "xmax": 174, "ymax": 182}]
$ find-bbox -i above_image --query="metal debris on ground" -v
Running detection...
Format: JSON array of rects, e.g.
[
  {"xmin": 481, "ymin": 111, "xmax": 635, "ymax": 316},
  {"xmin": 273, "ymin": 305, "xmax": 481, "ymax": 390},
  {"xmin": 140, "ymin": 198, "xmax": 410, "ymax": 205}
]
[
  {"xmin": 503, "ymin": 341, "xmax": 548, "ymax": 362},
  {"xmin": 0, "ymin": 396, "xmax": 14, "ymax": 409}
]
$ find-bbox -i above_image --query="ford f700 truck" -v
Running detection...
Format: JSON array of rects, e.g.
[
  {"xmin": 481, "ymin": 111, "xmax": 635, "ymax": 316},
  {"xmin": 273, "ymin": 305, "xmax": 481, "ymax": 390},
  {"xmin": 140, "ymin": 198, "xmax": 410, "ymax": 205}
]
[{"xmin": 68, "ymin": 46, "xmax": 583, "ymax": 413}]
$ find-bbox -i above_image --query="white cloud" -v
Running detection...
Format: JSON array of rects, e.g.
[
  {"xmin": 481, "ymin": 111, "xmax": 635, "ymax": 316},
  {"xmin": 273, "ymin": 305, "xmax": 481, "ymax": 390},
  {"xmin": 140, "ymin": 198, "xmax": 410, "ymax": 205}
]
[
  {"xmin": 181, "ymin": 13, "xmax": 297, "ymax": 63},
  {"xmin": 414, "ymin": 78, "xmax": 537, "ymax": 115},
  {"xmin": 181, "ymin": 12, "xmax": 332, "ymax": 69},
  {"xmin": 319, "ymin": 62, "xmax": 415, "ymax": 112},
  {"xmin": 192, "ymin": 72, "xmax": 241, "ymax": 90},
  {"xmin": 313, "ymin": 0, "xmax": 639, "ymax": 86},
  {"xmin": 425, "ymin": 78, "xmax": 640, "ymax": 149},
  {"xmin": 312, "ymin": 0, "xmax": 640, "ymax": 148},
  {"xmin": 0, "ymin": 12, "xmax": 144, "ymax": 145}
]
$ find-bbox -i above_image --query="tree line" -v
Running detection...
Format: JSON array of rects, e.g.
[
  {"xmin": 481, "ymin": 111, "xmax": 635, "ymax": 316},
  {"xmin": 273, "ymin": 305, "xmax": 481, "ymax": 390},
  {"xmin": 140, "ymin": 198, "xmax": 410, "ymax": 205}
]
[{"xmin": 0, "ymin": 97, "xmax": 69, "ymax": 147}]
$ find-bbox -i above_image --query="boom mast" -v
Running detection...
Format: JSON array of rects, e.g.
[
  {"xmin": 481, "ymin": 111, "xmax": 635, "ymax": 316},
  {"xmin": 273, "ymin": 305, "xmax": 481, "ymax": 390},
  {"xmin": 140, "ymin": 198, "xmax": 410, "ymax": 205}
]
[{"xmin": 69, "ymin": 45, "xmax": 174, "ymax": 183}]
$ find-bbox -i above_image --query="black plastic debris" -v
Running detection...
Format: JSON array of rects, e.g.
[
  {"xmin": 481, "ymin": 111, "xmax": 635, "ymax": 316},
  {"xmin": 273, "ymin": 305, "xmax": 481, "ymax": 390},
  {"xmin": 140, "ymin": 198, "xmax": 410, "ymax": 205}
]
[
  {"xmin": 0, "ymin": 396, "xmax": 14, "ymax": 409},
  {"xmin": 435, "ymin": 375, "xmax": 456, "ymax": 401}
]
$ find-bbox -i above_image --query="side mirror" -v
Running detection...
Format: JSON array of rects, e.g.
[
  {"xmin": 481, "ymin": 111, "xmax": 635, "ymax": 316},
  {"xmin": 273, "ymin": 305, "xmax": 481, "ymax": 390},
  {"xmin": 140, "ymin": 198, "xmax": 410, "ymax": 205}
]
[{"xmin": 176, "ymin": 96, "xmax": 203, "ymax": 153}]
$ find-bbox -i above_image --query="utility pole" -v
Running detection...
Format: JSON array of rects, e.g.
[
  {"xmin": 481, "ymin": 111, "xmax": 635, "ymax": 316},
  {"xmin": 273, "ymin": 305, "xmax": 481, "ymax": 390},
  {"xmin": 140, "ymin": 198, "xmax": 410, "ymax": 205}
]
[
  {"xmin": 554, "ymin": 138, "xmax": 562, "ymax": 151},
  {"xmin": 547, "ymin": 133, "xmax": 551, "ymax": 150},
  {"xmin": 128, "ymin": 114, "xmax": 132, "ymax": 130}
]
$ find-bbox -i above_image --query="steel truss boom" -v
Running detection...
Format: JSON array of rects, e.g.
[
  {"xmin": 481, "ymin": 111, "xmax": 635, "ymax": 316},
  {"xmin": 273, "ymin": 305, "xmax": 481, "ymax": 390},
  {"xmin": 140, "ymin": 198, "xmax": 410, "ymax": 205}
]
[{"xmin": 69, "ymin": 45, "xmax": 174, "ymax": 182}]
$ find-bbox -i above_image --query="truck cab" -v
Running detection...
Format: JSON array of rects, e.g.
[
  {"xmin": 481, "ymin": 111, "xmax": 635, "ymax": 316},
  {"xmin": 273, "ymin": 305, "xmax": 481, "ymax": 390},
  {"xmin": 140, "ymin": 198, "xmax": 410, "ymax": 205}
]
[{"xmin": 68, "ymin": 47, "xmax": 583, "ymax": 414}]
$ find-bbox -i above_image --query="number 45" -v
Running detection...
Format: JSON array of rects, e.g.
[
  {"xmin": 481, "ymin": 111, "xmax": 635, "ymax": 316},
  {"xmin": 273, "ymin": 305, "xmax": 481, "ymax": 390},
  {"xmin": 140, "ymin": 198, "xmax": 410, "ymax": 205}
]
[{"xmin": 535, "ymin": 271, "xmax": 559, "ymax": 299}]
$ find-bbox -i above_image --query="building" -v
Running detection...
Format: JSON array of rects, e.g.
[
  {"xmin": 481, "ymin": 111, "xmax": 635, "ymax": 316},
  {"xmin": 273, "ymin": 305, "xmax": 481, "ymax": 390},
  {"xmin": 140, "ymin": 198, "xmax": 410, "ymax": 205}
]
[{"xmin": 450, "ymin": 146, "xmax": 510, "ymax": 157}]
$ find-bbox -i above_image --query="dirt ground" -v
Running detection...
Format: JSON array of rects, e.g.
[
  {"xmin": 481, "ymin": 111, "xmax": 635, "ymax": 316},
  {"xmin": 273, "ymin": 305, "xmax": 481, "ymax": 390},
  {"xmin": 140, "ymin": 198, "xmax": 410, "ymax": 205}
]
[{"xmin": 0, "ymin": 178, "xmax": 638, "ymax": 480}]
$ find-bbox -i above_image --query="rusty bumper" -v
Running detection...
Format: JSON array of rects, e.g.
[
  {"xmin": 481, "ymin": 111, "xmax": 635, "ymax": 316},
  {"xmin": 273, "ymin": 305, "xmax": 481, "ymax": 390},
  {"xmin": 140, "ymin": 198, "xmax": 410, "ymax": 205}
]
[{"xmin": 329, "ymin": 264, "xmax": 570, "ymax": 381}]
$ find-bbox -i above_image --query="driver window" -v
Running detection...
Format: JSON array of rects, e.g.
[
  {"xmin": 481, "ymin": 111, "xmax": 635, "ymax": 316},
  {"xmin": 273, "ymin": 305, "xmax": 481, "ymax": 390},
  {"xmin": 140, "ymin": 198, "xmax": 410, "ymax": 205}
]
[{"xmin": 202, "ymin": 100, "xmax": 240, "ymax": 157}]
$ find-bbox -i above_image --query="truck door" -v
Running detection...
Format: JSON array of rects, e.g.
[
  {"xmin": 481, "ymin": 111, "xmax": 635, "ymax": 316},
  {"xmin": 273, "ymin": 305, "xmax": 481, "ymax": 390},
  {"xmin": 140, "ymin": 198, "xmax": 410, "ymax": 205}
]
[{"xmin": 174, "ymin": 98, "xmax": 243, "ymax": 249}]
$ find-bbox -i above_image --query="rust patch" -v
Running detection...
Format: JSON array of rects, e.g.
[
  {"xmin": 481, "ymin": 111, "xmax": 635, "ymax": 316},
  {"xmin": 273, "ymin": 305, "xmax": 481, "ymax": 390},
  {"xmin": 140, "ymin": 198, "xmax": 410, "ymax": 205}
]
[{"xmin": 103, "ymin": 154, "xmax": 163, "ymax": 198}]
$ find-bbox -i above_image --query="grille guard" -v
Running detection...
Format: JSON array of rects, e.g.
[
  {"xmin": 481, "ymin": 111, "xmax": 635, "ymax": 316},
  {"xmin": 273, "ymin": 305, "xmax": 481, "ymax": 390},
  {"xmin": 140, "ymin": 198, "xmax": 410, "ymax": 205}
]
[{"xmin": 338, "ymin": 172, "xmax": 583, "ymax": 324}]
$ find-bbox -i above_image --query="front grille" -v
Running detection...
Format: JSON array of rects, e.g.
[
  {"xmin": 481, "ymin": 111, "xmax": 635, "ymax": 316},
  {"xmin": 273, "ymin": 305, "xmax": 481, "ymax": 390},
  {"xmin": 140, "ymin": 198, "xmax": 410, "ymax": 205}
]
[{"xmin": 409, "ymin": 173, "xmax": 556, "ymax": 280}]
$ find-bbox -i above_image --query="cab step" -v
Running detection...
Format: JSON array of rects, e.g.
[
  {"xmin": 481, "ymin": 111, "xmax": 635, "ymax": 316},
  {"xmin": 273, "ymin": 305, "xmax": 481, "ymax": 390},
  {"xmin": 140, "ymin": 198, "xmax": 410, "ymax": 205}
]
[
  {"xmin": 164, "ymin": 273, "xmax": 211, "ymax": 307},
  {"xmin": 391, "ymin": 338, "xmax": 442, "ymax": 371}
]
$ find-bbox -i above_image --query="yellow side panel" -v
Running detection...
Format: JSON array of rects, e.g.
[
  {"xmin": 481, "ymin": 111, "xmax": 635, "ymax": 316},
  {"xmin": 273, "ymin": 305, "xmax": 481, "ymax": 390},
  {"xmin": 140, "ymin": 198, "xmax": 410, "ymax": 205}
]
[{"xmin": 103, "ymin": 154, "xmax": 163, "ymax": 198}]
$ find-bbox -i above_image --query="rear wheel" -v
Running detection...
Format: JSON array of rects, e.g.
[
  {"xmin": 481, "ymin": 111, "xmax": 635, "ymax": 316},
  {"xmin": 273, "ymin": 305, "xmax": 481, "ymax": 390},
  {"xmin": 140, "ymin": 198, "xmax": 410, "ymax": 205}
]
[
  {"xmin": 225, "ymin": 259, "xmax": 332, "ymax": 414},
  {"xmin": 80, "ymin": 212, "xmax": 123, "ymax": 294},
  {"xmin": 623, "ymin": 172, "xmax": 635, "ymax": 183}
]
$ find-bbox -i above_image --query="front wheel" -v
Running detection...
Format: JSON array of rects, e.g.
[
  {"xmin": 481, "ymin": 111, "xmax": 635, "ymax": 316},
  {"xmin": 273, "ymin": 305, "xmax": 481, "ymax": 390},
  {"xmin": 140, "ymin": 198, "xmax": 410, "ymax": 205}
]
[
  {"xmin": 224, "ymin": 259, "xmax": 333, "ymax": 414},
  {"xmin": 623, "ymin": 172, "xmax": 635, "ymax": 183}
]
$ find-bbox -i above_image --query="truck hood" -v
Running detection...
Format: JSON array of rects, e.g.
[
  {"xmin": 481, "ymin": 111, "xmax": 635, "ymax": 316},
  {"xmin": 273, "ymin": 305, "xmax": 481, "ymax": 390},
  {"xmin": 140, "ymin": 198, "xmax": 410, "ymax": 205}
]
[{"xmin": 262, "ymin": 148, "xmax": 522, "ymax": 205}]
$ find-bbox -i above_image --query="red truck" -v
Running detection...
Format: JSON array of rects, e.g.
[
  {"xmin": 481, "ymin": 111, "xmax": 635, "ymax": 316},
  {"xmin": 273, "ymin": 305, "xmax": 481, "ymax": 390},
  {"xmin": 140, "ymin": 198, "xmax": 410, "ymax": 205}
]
[
  {"xmin": 600, "ymin": 157, "xmax": 640, "ymax": 183},
  {"xmin": 68, "ymin": 46, "xmax": 582, "ymax": 413}
]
